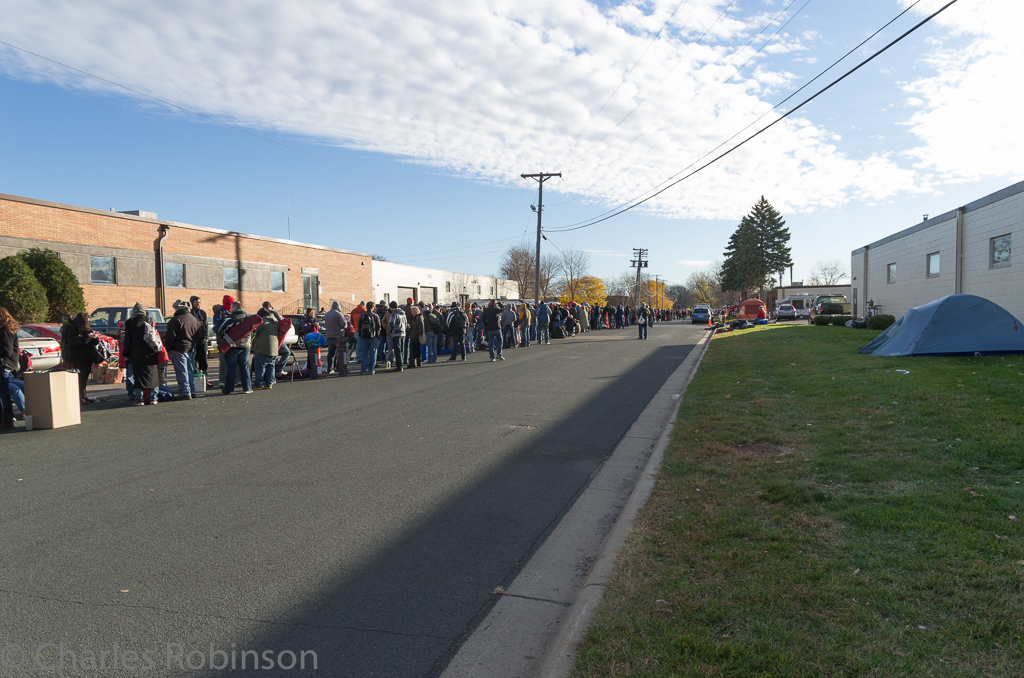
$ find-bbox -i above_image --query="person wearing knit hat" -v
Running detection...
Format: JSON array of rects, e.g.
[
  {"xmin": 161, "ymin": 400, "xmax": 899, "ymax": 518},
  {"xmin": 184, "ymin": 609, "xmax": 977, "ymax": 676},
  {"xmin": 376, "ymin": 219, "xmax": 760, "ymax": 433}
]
[
  {"xmin": 165, "ymin": 297, "xmax": 202, "ymax": 399},
  {"xmin": 212, "ymin": 296, "xmax": 235, "ymax": 389}
]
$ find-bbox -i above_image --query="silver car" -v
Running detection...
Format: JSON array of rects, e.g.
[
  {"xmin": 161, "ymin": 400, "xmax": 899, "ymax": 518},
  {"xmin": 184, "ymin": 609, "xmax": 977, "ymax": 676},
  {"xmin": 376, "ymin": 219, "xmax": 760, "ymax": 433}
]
[{"xmin": 16, "ymin": 328, "xmax": 62, "ymax": 372}]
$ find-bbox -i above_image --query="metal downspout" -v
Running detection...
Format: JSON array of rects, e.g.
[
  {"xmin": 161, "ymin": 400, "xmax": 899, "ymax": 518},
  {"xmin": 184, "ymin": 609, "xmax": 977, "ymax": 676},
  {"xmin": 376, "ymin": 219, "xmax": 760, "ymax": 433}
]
[
  {"xmin": 157, "ymin": 224, "xmax": 170, "ymax": 313},
  {"xmin": 955, "ymin": 206, "xmax": 966, "ymax": 294}
]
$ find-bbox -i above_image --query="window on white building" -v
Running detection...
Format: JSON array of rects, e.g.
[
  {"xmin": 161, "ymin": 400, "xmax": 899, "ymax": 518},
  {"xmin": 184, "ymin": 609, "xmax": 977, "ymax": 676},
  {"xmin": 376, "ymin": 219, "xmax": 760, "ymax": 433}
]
[
  {"xmin": 926, "ymin": 252, "xmax": 940, "ymax": 278},
  {"xmin": 887, "ymin": 263, "xmax": 896, "ymax": 283},
  {"xmin": 991, "ymin": 234, "xmax": 1011, "ymax": 267}
]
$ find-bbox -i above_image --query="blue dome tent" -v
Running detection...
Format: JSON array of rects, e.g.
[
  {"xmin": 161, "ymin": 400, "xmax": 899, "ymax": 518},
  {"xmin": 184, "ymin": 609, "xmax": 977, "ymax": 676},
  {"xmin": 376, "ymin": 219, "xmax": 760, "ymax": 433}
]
[{"xmin": 860, "ymin": 294, "xmax": 1024, "ymax": 357}]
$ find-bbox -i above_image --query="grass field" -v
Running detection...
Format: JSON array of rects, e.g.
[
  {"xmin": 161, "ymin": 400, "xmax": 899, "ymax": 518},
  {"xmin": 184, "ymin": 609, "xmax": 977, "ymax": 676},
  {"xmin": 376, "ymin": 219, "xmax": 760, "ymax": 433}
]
[{"xmin": 573, "ymin": 324, "xmax": 1024, "ymax": 677}]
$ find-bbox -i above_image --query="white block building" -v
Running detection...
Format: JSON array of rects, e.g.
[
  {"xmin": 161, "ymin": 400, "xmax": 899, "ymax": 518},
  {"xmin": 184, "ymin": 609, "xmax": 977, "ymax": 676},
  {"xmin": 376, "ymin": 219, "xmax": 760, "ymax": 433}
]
[
  {"xmin": 371, "ymin": 261, "xmax": 517, "ymax": 307},
  {"xmin": 851, "ymin": 181, "xmax": 1024, "ymax": 320}
]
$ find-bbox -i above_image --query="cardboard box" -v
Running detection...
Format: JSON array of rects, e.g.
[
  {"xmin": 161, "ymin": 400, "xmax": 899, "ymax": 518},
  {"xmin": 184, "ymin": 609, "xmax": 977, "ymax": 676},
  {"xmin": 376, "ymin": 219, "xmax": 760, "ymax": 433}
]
[{"xmin": 24, "ymin": 371, "xmax": 82, "ymax": 429}]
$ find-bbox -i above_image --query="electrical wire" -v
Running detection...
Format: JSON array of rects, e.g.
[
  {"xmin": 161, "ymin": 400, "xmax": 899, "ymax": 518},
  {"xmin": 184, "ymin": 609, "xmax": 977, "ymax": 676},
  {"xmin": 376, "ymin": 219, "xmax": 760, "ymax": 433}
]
[{"xmin": 545, "ymin": 0, "xmax": 959, "ymax": 234}]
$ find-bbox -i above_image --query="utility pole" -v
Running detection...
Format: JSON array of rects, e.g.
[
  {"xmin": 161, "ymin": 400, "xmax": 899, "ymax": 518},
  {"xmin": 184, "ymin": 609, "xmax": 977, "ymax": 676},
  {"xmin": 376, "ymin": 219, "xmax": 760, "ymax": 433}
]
[
  {"xmin": 521, "ymin": 172, "xmax": 561, "ymax": 305},
  {"xmin": 654, "ymin": 274, "xmax": 662, "ymax": 313},
  {"xmin": 630, "ymin": 248, "xmax": 648, "ymax": 308}
]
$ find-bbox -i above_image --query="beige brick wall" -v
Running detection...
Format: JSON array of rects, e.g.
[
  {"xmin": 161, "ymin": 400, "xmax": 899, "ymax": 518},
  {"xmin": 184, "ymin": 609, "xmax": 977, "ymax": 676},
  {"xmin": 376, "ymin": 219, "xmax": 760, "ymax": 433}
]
[{"xmin": 850, "ymin": 181, "xmax": 1024, "ymax": 321}]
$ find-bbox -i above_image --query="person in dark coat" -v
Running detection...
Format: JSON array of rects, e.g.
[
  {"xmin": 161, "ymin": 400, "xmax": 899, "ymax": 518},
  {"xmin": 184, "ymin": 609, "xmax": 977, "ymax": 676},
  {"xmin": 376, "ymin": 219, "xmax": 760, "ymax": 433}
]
[
  {"xmin": 65, "ymin": 311, "xmax": 104, "ymax": 403},
  {"xmin": 122, "ymin": 303, "xmax": 162, "ymax": 405},
  {"xmin": 1, "ymin": 307, "xmax": 20, "ymax": 429}
]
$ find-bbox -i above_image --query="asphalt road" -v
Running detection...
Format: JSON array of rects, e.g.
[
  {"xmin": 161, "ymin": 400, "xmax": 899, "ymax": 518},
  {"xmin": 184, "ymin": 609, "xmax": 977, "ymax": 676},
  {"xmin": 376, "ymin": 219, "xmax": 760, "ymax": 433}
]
[{"xmin": 0, "ymin": 322, "xmax": 704, "ymax": 677}]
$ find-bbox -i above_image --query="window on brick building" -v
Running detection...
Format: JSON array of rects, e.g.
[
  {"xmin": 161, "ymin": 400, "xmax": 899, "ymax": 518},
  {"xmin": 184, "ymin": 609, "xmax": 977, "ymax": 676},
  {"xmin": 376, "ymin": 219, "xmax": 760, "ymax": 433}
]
[
  {"xmin": 165, "ymin": 262, "xmax": 185, "ymax": 288},
  {"xmin": 271, "ymin": 271, "xmax": 285, "ymax": 292},
  {"xmin": 90, "ymin": 256, "xmax": 116, "ymax": 285},
  {"xmin": 224, "ymin": 267, "xmax": 240, "ymax": 291},
  {"xmin": 926, "ymin": 252, "xmax": 940, "ymax": 278},
  {"xmin": 991, "ymin": 234, "xmax": 1011, "ymax": 267},
  {"xmin": 886, "ymin": 263, "xmax": 896, "ymax": 283}
]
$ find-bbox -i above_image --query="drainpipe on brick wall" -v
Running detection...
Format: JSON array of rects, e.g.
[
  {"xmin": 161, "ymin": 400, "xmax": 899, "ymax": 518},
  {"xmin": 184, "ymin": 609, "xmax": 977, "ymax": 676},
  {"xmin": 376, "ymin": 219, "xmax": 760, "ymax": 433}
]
[
  {"xmin": 955, "ymin": 206, "xmax": 966, "ymax": 294},
  {"xmin": 157, "ymin": 224, "xmax": 170, "ymax": 313}
]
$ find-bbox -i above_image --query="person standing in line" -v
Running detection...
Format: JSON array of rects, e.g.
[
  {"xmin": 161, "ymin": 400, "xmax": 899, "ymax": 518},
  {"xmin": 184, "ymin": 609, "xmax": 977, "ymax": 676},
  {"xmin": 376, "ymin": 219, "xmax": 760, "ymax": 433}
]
[
  {"xmin": 300, "ymin": 307, "xmax": 321, "ymax": 379},
  {"xmin": 217, "ymin": 301, "xmax": 254, "ymax": 394},
  {"xmin": 0, "ymin": 307, "xmax": 19, "ymax": 430},
  {"xmin": 500, "ymin": 302, "xmax": 517, "ymax": 349},
  {"xmin": 324, "ymin": 301, "xmax": 347, "ymax": 376},
  {"xmin": 164, "ymin": 299, "xmax": 202, "ymax": 400},
  {"xmin": 252, "ymin": 305, "xmax": 281, "ymax": 390},
  {"xmin": 482, "ymin": 300, "xmax": 504, "ymax": 362},
  {"xmin": 446, "ymin": 301, "xmax": 468, "ymax": 362},
  {"xmin": 123, "ymin": 303, "xmax": 163, "ymax": 405},
  {"xmin": 357, "ymin": 305, "xmax": 381, "ymax": 375},
  {"xmin": 518, "ymin": 302, "xmax": 532, "ymax": 347},
  {"xmin": 65, "ymin": 311, "xmax": 104, "ymax": 404},
  {"xmin": 537, "ymin": 301, "xmax": 550, "ymax": 344},
  {"xmin": 387, "ymin": 301, "xmax": 408, "ymax": 372},
  {"xmin": 189, "ymin": 295, "xmax": 209, "ymax": 384}
]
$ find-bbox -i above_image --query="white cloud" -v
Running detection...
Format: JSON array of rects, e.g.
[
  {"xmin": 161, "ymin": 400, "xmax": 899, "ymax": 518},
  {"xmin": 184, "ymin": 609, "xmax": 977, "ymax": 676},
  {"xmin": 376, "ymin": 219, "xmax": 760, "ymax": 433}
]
[
  {"xmin": 0, "ymin": 0, "xmax": 1018, "ymax": 223},
  {"xmin": 898, "ymin": 0, "xmax": 1024, "ymax": 183}
]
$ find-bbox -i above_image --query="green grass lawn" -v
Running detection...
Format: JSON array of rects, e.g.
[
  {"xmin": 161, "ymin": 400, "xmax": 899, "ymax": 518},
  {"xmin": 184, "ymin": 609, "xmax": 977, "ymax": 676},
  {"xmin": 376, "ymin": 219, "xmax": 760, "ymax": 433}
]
[{"xmin": 573, "ymin": 324, "xmax": 1024, "ymax": 677}]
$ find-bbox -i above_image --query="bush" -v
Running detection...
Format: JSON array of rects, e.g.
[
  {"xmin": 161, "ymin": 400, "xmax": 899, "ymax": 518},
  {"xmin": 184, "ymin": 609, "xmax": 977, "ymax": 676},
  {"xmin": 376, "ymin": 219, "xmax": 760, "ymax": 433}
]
[
  {"xmin": 0, "ymin": 255, "xmax": 48, "ymax": 323},
  {"xmin": 812, "ymin": 315, "xmax": 831, "ymax": 326},
  {"xmin": 830, "ymin": 315, "xmax": 852, "ymax": 326},
  {"xmin": 867, "ymin": 314, "xmax": 896, "ymax": 330},
  {"xmin": 17, "ymin": 247, "xmax": 85, "ymax": 322}
]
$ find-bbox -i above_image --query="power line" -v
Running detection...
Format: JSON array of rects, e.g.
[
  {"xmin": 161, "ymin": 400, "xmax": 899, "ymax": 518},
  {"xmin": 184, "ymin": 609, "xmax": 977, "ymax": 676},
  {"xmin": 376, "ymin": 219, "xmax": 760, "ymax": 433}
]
[{"xmin": 545, "ymin": 0, "xmax": 959, "ymax": 234}]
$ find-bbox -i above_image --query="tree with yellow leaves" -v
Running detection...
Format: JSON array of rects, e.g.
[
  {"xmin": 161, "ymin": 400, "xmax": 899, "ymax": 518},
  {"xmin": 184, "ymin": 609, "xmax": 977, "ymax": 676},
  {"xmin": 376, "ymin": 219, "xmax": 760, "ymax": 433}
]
[{"xmin": 559, "ymin": 275, "xmax": 606, "ymax": 306}]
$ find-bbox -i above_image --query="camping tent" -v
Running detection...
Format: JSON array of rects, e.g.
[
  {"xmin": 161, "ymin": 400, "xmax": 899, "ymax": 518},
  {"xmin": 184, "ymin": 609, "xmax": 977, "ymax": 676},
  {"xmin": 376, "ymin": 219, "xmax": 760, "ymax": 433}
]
[
  {"xmin": 860, "ymin": 294, "xmax": 1024, "ymax": 356},
  {"xmin": 736, "ymin": 298, "xmax": 767, "ymax": 320}
]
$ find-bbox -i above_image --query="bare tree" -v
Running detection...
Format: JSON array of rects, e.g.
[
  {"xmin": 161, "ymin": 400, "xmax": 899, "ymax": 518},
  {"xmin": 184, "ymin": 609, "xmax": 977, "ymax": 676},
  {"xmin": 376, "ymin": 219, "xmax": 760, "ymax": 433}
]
[
  {"xmin": 558, "ymin": 248, "xmax": 591, "ymax": 303},
  {"xmin": 603, "ymin": 272, "xmax": 634, "ymax": 297},
  {"xmin": 371, "ymin": 253, "xmax": 389, "ymax": 261},
  {"xmin": 499, "ymin": 244, "xmax": 534, "ymax": 299},
  {"xmin": 537, "ymin": 253, "xmax": 559, "ymax": 300},
  {"xmin": 810, "ymin": 259, "xmax": 849, "ymax": 285}
]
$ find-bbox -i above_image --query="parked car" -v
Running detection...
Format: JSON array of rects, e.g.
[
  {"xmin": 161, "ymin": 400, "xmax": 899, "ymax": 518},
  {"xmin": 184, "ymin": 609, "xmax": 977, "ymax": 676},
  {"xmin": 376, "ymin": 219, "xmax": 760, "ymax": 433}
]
[
  {"xmin": 776, "ymin": 304, "xmax": 797, "ymax": 321},
  {"xmin": 691, "ymin": 306, "xmax": 711, "ymax": 324},
  {"xmin": 90, "ymin": 306, "xmax": 168, "ymax": 339},
  {"xmin": 16, "ymin": 328, "xmax": 62, "ymax": 372}
]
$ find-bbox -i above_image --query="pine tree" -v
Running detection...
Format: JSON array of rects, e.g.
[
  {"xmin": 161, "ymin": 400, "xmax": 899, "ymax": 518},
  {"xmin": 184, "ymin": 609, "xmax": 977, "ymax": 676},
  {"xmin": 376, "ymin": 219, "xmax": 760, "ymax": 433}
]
[
  {"xmin": 17, "ymin": 247, "xmax": 86, "ymax": 322},
  {"xmin": 720, "ymin": 196, "xmax": 792, "ymax": 298},
  {"xmin": 0, "ymin": 255, "xmax": 49, "ymax": 323}
]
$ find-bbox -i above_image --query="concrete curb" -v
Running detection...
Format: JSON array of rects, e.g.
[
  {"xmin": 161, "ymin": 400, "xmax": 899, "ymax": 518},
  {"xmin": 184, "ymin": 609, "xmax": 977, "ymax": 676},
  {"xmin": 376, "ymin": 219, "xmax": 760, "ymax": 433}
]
[{"xmin": 537, "ymin": 329, "xmax": 714, "ymax": 678}]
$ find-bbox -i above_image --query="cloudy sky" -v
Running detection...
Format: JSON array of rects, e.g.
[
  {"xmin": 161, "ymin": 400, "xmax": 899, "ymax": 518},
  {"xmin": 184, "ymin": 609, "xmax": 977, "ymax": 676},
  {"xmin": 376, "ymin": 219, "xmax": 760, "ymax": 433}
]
[{"xmin": 1, "ymin": 0, "xmax": 1020, "ymax": 288}]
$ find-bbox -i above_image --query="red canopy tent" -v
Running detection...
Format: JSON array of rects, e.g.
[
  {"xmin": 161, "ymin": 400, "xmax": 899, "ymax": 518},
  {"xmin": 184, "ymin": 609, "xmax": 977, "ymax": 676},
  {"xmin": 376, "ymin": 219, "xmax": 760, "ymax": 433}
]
[{"xmin": 736, "ymin": 298, "xmax": 767, "ymax": 320}]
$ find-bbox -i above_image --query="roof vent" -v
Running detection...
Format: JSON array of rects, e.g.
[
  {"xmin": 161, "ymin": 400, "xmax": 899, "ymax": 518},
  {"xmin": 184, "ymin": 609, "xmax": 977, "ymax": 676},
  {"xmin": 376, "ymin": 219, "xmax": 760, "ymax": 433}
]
[{"xmin": 117, "ymin": 210, "xmax": 158, "ymax": 219}]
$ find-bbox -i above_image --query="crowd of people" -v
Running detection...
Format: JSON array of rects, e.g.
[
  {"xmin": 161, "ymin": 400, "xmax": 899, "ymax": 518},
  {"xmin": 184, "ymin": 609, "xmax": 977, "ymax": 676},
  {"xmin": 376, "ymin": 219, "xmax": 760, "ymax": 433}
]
[{"xmin": 0, "ymin": 296, "xmax": 686, "ymax": 425}]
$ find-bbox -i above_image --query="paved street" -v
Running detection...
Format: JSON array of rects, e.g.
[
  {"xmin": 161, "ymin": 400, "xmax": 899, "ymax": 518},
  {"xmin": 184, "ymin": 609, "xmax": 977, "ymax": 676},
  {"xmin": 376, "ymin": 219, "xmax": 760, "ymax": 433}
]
[{"xmin": 1, "ymin": 322, "xmax": 704, "ymax": 677}]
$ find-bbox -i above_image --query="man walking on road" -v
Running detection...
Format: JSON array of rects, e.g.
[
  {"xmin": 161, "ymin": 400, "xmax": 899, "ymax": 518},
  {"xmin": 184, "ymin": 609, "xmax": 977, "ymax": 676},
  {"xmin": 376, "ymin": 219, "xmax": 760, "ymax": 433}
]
[{"xmin": 446, "ymin": 301, "xmax": 468, "ymax": 362}]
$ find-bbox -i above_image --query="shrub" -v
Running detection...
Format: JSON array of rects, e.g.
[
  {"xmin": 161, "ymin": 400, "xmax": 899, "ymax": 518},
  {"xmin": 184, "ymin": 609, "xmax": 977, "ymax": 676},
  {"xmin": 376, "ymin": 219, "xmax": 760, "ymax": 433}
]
[
  {"xmin": 17, "ymin": 247, "xmax": 85, "ymax": 322},
  {"xmin": 0, "ymin": 255, "xmax": 48, "ymax": 323},
  {"xmin": 812, "ymin": 315, "xmax": 831, "ymax": 326},
  {"xmin": 867, "ymin": 314, "xmax": 896, "ymax": 330},
  {"xmin": 830, "ymin": 315, "xmax": 852, "ymax": 326}
]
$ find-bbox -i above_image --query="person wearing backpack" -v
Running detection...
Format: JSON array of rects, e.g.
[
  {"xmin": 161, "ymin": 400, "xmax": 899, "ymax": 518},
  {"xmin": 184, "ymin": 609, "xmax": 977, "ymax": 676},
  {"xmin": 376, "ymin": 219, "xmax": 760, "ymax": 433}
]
[
  {"xmin": 424, "ymin": 304, "xmax": 442, "ymax": 363},
  {"xmin": 357, "ymin": 306, "xmax": 381, "ymax": 375},
  {"xmin": 446, "ymin": 301, "xmax": 469, "ymax": 362}
]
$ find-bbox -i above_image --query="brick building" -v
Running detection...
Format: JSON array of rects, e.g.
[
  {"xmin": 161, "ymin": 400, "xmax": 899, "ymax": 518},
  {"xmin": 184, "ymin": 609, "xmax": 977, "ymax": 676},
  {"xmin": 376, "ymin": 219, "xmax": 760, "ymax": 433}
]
[{"xmin": 0, "ymin": 192, "xmax": 373, "ymax": 315}]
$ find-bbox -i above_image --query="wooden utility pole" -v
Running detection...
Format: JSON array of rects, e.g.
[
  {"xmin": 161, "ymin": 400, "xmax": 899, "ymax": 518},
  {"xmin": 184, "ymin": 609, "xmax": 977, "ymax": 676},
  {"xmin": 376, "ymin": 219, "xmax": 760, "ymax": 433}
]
[
  {"xmin": 521, "ymin": 172, "xmax": 561, "ymax": 304},
  {"xmin": 630, "ymin": 248, "xmax": 648, "ymax": 307}
]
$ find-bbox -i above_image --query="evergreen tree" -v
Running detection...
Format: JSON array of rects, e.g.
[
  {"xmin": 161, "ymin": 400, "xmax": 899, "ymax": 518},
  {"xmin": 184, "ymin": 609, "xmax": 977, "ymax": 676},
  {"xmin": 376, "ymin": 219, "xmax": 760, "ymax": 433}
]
[
  {"xmin": 0, "ymin": 255, "xmax": 49, "ymax": 323},
  {"xmin": 720, "ymin": 196, "xmax": 792, "ymax": 298},
  {"xmin": 17, "ymin": 247, "xmax": 86, "ymax": 322}
]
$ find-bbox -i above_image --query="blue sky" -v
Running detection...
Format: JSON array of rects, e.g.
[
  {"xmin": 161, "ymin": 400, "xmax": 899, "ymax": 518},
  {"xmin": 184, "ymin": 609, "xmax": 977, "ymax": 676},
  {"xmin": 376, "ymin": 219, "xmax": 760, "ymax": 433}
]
[{"xmin": 1, "ymin": 0, "xmax": 1020, "ymax": 288}]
